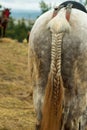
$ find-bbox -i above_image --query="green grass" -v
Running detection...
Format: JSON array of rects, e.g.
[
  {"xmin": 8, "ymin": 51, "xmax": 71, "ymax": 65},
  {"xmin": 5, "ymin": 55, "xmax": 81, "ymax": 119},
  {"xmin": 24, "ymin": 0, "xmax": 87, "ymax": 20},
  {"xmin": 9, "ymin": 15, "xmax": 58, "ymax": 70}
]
[{"xmin": 0, "ymin": 38, "xmax": 35, "ymax": 130}]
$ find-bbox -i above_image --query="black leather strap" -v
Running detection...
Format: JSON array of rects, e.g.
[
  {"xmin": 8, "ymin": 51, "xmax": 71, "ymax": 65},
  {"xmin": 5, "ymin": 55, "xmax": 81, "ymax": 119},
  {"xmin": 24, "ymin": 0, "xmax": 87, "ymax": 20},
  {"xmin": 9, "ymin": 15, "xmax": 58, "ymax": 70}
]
[{"xmin": 58, "ymin": 1, "xmax": 87, "ymax": 13}]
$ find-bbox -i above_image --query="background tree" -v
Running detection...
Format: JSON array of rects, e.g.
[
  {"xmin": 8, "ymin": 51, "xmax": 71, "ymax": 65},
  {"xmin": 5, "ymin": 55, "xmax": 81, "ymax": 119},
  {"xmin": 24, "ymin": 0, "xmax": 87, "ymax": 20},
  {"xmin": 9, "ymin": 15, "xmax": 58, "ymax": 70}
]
[
  {"xmin": 2, "ymin": 1, "xmax": 52, "ymax": 42},
  {"xmin": 39, "ymin": 0, "xmax": 51, "ymax": 14},
  {"xmin": 6, "ymin": 17, "xmax": 15, "ymax": 38},
  {"xmin": 6, "ymin": 17, "xmax": 34, "ymax": 42},
  {"xmin": 84, "ymin": 0, "xmax": 87, "ymax": 5}
]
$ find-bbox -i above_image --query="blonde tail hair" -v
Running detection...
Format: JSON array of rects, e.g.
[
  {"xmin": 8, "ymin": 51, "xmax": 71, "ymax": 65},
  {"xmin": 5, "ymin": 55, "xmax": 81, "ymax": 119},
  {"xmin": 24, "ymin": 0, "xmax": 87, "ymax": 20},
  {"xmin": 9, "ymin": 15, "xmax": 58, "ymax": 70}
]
[
  {"xmin": 40, "ymin": 14, "xmax": 71, "ymax": 130},
  {"xmin": 40, "ymin": 32, "xmax": 64, "ymax": 130}
]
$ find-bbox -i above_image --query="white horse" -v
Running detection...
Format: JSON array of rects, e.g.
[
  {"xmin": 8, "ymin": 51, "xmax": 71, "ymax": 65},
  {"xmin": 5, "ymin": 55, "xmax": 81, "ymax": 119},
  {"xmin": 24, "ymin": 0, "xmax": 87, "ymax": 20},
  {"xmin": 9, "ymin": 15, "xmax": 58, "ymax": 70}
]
[{"xmin": 29, "ymin": 1, "xmax": 87, "ymax": 130}]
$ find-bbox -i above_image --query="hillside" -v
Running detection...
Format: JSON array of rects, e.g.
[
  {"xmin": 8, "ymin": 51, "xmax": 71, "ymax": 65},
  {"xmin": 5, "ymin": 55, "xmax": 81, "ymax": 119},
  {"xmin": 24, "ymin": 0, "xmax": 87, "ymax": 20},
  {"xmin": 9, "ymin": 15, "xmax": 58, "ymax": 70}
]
[{"xmin": 0, "ymin": 38, "xmax": 35, "ymax": 130}]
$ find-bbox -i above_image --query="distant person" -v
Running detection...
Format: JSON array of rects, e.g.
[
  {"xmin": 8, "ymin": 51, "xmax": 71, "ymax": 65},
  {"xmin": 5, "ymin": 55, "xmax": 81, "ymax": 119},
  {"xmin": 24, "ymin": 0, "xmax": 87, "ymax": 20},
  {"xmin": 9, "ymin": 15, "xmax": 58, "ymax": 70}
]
[{"xmin": 27, "ymin": 31, "xmax": 30, "ymax": 43}]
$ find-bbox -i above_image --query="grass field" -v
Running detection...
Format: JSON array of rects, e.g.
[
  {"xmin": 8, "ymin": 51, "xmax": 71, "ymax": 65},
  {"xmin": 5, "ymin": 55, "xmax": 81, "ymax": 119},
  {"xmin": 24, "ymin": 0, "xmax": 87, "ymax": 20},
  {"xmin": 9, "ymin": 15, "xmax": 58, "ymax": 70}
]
[{"xmin": 0, "ymin": 38, "xmax": 36, "ymax": 130}]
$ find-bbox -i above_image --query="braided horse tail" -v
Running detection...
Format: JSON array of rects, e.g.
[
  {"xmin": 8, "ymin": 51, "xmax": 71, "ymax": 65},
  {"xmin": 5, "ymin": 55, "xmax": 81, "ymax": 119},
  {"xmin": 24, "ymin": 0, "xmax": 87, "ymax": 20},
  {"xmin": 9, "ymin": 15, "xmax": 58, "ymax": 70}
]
[{"xmin": 40, "ymin": 6, "xmax": 71, "ymax": 130}]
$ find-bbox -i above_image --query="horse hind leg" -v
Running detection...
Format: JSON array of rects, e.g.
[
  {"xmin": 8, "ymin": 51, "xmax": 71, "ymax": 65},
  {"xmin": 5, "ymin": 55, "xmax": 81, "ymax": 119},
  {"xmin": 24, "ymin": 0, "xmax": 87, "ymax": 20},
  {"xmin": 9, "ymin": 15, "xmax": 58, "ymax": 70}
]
[
  {"xmin": 0, "ymin": 27, "xmax": 2, "ymax": 37},
  {"xmin": 2, "ymin": 26, "xmax": 6, "ymax": 37},
  {"xmin": 33, "ymin": 84, "xmax": 44, "ymax": 130},
  {"xmin": 64, "ymin": 113, "xmax": 86, "ymax": 130}
]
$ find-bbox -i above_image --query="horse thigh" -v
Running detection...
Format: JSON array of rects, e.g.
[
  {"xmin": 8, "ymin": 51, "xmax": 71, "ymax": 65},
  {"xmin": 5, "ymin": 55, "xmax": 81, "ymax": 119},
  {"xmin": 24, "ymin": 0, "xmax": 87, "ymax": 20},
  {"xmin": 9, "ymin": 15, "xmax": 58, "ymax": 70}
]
[{"xmin": 64, "ymin": 89, "xmax": 87, "ymax": 130}]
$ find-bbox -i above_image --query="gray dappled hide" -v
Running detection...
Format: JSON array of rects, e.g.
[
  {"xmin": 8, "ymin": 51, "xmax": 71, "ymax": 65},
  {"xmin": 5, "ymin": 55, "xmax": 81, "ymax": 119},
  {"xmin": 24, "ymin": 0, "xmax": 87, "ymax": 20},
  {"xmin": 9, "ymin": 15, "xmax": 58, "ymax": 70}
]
[{"xmin": 29, "ymin": 8, "xmax": 87, "ymax": 130}]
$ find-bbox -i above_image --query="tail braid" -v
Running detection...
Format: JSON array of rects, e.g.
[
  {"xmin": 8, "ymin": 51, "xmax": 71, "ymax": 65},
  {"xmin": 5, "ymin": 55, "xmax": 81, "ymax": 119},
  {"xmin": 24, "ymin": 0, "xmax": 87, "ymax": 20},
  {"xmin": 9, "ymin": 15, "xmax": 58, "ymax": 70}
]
[
  {"xmin": 51, "ymin": 32, "xmax": 64, "ymax": 115},
  {"xmin": 40, "ymin": 8, "xmax": 71, "ymax": 130}
]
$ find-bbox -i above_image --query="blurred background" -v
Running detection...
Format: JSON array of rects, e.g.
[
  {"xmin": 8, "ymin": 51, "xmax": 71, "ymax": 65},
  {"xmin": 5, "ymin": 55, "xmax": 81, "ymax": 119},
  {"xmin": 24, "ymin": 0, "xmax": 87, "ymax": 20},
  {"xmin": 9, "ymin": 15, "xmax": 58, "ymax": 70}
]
[{"xmin": 0, "ymin": 0, "xmax": 87, "ymax": 43}]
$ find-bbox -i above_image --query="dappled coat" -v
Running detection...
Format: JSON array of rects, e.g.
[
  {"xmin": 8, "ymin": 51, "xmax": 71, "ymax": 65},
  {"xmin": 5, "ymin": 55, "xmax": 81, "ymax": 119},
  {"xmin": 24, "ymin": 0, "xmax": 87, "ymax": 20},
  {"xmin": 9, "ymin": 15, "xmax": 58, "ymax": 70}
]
[{"xmin": 29, "ymin": 2, "xmax": 87, "ymax": 130}]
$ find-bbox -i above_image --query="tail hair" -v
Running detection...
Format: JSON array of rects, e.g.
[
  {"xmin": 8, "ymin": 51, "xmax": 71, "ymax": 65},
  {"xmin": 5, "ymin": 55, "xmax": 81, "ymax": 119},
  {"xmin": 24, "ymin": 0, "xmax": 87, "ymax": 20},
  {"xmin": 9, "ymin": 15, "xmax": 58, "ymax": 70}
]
[{"xmin": 40, "ymin": 14, "xmax": 71, "ymax": 130}]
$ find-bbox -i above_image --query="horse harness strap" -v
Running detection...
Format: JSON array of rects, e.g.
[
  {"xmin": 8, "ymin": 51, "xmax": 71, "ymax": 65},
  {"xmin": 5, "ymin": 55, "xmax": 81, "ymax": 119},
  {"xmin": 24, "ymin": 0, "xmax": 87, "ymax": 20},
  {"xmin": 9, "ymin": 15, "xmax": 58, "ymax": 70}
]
[
  {"xmin": 52, "ymin": 1, "xmax": 87, "ymax": 21},
  {"xmin": 52, "ymin": 3, "xmax": 73, "ymax": 22},
  {"xmin": 65, "ymin": 3, "xmax": 73, "ymax": 21}
]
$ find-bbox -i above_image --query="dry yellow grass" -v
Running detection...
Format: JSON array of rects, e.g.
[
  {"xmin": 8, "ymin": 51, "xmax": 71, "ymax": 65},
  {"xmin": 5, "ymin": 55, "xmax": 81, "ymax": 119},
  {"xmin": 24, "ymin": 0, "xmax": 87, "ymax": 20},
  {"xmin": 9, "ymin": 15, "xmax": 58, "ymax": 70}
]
[{"xmin": 0, "ymin": 38, "xmax": 36, "ymax": 130}]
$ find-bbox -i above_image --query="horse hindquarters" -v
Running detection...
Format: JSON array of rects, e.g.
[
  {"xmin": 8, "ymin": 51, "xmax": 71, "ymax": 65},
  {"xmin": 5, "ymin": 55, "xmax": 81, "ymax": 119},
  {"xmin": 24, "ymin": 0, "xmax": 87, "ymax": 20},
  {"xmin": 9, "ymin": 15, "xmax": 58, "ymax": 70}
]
[
  {"xmin": 28, "ymin": 46, "xmax": 50, "ymax": 130},
  {"xmin": 29, "ymin": 6, "xmax": 87, "ymax": 130},
  {"xmin": 61, "ymin": 34, "xmax": 87, "ymax": 130}
]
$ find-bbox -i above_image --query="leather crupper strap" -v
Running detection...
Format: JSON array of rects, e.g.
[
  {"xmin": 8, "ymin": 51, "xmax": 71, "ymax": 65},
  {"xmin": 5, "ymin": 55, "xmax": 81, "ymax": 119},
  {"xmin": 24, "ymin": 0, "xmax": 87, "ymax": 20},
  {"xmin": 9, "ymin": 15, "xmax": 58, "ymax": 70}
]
[
  {"xmin": 65, "ymin": 3, "xmax": 73, "ymax": 21},
  {"xmin": 52, "ymin": 0, "xmax": 87, "ymax": 21},
  {"xmin": 52, "ymin": 5, "xmax": 64, "ymax": 18},
  {"xmin": 52, "ymin": 3, "xmax": 73, "ymax": 22}
]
